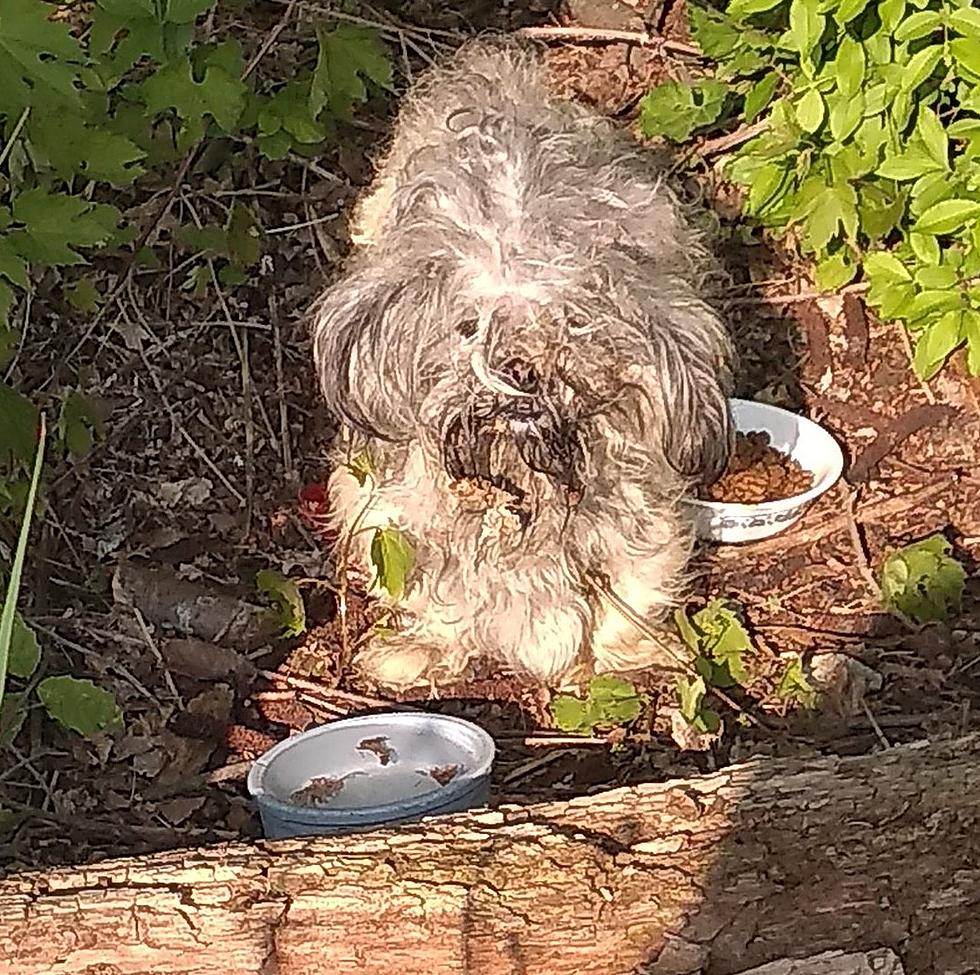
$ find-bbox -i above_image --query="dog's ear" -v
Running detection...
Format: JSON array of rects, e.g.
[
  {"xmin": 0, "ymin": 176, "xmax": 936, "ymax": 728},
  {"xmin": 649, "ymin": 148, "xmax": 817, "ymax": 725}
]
[
  {"xmin": 648, "ymin": 300, "xmax": 735, "ymax": 485},
  {"xmin": 310, "ymin": 267, "xmax": 413, "ymax": 441}
]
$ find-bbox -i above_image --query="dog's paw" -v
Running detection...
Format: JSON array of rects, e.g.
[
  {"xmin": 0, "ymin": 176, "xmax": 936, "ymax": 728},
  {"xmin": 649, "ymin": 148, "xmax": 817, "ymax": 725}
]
[{"xmin": 354, "ymin": 638, "xmax": 435, "ymax": 691}]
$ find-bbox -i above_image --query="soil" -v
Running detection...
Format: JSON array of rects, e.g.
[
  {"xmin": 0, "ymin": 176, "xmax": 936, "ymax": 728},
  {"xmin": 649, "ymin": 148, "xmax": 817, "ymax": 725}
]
[
  {"xmin": 700, "ymin": 431, "xmax": 814, "ymax": 504},
  {"xmin": 3, "ymin": 0, "xmax": 980, "ymax": 876}
]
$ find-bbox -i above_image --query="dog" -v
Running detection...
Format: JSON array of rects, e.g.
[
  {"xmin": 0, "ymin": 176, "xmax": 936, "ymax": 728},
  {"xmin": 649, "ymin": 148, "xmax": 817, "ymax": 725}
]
[{"xmin": 310, "ymin": 39, "xmax": 735, "ymax": 690}]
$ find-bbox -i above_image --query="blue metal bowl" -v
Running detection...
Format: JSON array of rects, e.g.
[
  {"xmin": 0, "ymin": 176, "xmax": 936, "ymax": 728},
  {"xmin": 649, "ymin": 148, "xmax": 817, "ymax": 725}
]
[{"xmin": 247, "ymin": 711, "xmax": 496, "ymax": 838}]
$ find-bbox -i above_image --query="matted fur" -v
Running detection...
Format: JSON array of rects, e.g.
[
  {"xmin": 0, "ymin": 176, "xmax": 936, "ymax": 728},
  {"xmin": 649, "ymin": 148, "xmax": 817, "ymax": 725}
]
[{"xmin": 310, "ymin": 39, "xmax": 734, "ymax": 689}]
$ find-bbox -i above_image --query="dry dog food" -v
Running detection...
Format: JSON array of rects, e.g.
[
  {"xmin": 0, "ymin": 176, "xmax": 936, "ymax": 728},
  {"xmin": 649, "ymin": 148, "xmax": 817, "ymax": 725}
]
[{"xmin": 700, "ymin": 431, "xmax": 813, "ymax": 503}]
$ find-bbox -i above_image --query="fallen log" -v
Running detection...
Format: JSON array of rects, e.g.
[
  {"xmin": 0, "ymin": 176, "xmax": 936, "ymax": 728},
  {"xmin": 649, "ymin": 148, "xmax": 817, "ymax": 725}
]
[{"xmin": 2, "ymin": 735, "xmax": 977, "ymax": 975}]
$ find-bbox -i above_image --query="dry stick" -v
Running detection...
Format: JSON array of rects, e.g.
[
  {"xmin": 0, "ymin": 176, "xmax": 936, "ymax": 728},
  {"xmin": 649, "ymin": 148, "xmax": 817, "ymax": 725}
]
[
  {"xmin": 843, "ymin": 490, "xmax": 884, "ymax": 601},
  {"xmin": 697, "ymin": 119, "xmax": 769, "ymax": 157},
  {"xmin": 269, "ymin": 296, "xmax": 294, "ymax": 480},
  {"xmin": 517, "ymin": 24, "xmax": 704, "ymax": 58},
  {"xmin": 584, "ymin": 569, "xmax": 769, "ymax": 731},
  {"xmin": 63, "ymin": 0, "xmax": 297, "ymax": 367},
  {"xmin": 724, "ymin": 282, "xmax": 869, "ymax": 308},
  {"xmin": 258, "ymin": 669, "xmax": 412, "ymax": 711},
  {"xmin": 132, "ymin": 606, "xmax": 184, "ymax": 709},
  {"xmin": 862, "ymin": 699, "xmax": 891, "ymax": 749}
]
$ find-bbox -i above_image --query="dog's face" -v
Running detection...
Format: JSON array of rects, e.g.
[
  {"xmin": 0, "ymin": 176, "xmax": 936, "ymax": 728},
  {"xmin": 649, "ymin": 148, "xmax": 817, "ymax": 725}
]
[{"xmin": 312, "ymin": 235, "xmax": 733, "ymax": 520}]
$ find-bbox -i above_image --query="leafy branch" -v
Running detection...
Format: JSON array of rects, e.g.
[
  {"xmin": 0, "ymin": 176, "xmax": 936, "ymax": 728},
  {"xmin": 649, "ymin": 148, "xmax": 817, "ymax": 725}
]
[{"xmin": 640, "ymin": 0, "xmax": 980, "ymax": 381}]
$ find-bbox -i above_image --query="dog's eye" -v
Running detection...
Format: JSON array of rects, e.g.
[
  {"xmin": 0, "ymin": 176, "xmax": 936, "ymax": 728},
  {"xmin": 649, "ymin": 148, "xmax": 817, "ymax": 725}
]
[{"xmin": 456, "ymin": 318, "xmax": 478, "ymax": 339}]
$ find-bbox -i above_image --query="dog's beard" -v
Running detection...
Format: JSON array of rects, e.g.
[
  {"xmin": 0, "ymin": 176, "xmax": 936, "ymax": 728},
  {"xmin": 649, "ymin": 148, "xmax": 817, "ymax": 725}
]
[{"xmin": 441, "ymin": 393, "xmax": 585, "ymax": 512}]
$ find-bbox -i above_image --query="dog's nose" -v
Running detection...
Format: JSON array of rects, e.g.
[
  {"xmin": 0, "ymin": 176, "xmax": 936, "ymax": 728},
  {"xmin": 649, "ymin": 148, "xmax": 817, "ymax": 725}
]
[{"xmin": 496, "ymin": 356, "xmax": 539, "ymax": 394}]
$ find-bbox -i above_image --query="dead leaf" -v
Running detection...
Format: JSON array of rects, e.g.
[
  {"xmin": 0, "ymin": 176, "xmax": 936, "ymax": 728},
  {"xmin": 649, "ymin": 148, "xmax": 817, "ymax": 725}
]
[{"xmin": 357, "ymin": 736, "xmax": 396, "ymax": 765}]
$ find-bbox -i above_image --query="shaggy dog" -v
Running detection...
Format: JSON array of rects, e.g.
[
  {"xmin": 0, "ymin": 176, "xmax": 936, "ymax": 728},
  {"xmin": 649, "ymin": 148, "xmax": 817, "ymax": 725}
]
[{"xmin": 311, "ymin": 40, "xmax": 734, "ymax": 690}]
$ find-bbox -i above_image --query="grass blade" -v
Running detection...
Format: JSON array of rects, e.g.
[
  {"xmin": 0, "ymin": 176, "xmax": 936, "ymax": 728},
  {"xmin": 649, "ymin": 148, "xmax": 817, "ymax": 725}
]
[{"xmin": 0, "ymin": 414, "xmax": 46, "ymax": 714}]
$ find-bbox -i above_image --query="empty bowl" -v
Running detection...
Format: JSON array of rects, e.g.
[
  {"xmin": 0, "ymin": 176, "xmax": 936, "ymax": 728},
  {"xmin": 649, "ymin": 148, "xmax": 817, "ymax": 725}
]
[
  {"xmin": 247, "ymin": 711, "xmax": 496, "ymax": 839},
  {"xmin": 686, "ymin": 398, "xmax": 844, "ymax": 544}
]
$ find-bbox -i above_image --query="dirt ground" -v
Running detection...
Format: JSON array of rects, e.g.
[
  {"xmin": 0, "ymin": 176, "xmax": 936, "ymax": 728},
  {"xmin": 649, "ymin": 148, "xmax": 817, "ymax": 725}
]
[{"xmin": 2, "ymin": 0, "xmax": 980, "ymax": 874}]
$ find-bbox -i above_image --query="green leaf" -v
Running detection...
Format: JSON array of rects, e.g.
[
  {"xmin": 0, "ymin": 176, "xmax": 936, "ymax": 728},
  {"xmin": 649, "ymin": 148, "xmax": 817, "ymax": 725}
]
[
  {"xmin": 795, "ymin": 88, "xmax": 825, "ymax": 133},
  {"xmin": 878, "ymin": 0, "xmax": 906, "ymax": 31},
  {"xmin": 877, "ymin": 150, "xmax": 942, "ymax": 181},
  {"xmin": 7, "ymin": 611, "xmax": 38, "ymax": 679},
  {"xmin": 140, "ymin": 47, "xmax": 247, "ymax": 135},
  {"xmin": 951, "ymin": 37, "xmax": 980, "ymax": 80},
  {"xmin": 28, "ymin": 114, "xmax": 146, "ymax": 186},
  {"xmin": 255, "ymin": 568, "xmax": 307, "ymax": 638},
  {"xmin": 729, "ymin": 0, "xmax": 784, "ymax": 17},
  {"xmin": 0, "ymin": 236, "xmax": 28, "ymax": 289},
  {"xmin": 864, "ymin": 251, "xmax": 913, "ymax": 283},
  {"xmin": 913, "ymin": 310, "xmax": 964, "ymax": 378},
  {"xmin": 900, "ymin": 45, "xmax": 944, "ymax": 91},
  {"xmin": 744, "ymin": 72, "xmax": 780, "ymax": 122},
  {"xmin": 815, "ymin": 252, "xmax": 856, "ymax": 289},
  {"xmin": 829, "ymin": 92, "xmax": 864, "ymax": 142},
  {"xmin": 963, "ymin": 308, "xmax": 980, "ymax": 374},
  {"xmin": 807, "ymin": 184, "xmax": 858, "ymax": 249},
  {"xmin": 57, "ymin": 391, "xmax": 100, "ymax": 459},
  {"xmin": 347, "ymin": 450, "xmax": 375, "ymax": 486},
  {"xmin": 0, "ymin": 380, "xmax": 39, "ymax": 468},
  {"xmin": 550, "ymin": 694, "xmax": 596, "ymax": 734},
  {"xmin": 675, "ymin": 676, "xmax": 721, "ymax": 733},
  {"xmin": 909, "ymin": 232, "xmax": 941, "ymax": 264},
  {"xmin": 311, "ymin": 24, "xmax": 393, "ymax": 121},
  {"xmin": 914, "ymin": 200, "xmax": 980, "ymax": 236},
  {"xmin": 775, "ymin": 654, "xmax": 816, "ymax": 708},
  {"xmin": 833, "ymin": 0, "xmax": 871, "ymax": 24},
  {"xmin": 916, "ymin": 106, "xmax": 949, "ymax": 171},
  {"xmin": 0, "ymin": 0, "xmax": 84, "ymax": 114},
  {"xmin": 894, "ymin": 10, "xmax": 942, "ymax": 41},
  {"xmin": 370, "ymin": 525, "xmax": 416, "ymax": 600},
  {"xmin": 675, "ymin": 600, "xmax": 754, "ymax": 687},
  {"xmin": 0, "ymin": 692, "xmax": 27, "ymax": 748},
  {"xmin": 689, "ymin": 5, "xmax": 742, "ymax": 58},
  {"xmin": 789, "ymin": 0, "xmax": 825, "ymax": 60},
  {"xmin": 37, "ymin": 676, "xmax": 121, "ymax": 738},
  {"xmin": 9, "ymin": 189, "xmax": 119, "ymax": 266},
  {"xmin": 225, "ymin": 202, "xmax": 261, "ymax": 266},
  {"xmin": 65, "ymin": 278, "xmax": 102, "ymax": 314},
  {"xmin": 638, "ymin": 79, "xmax": 730, "ymax": 142},
  {"xmin": 880, "ymin": 534, "xmax": 966, "ymax": 622},
  {"xmin": 950, "ymin": 7, "xmax": 980, "ymax": 39},
  {"xmin": 835, "ymin": 36, "xmax": 866, "ymax": 98}
]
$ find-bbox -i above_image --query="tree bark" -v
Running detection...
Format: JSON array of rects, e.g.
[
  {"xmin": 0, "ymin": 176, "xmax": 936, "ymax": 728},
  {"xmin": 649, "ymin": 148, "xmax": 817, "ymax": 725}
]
[{"xmin": 2, "ymin": 735, "xmax": 977, "ymax": 975}]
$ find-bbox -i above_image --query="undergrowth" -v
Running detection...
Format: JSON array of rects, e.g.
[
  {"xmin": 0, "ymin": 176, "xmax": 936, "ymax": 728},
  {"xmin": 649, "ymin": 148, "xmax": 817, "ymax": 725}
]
[
  {"xmin": 0, "ymin": 0, "xmax": 395, "ymax": 741},
  {"xmin": 641, "ymin": 0, "xmax": 980, "ymax": 380}
]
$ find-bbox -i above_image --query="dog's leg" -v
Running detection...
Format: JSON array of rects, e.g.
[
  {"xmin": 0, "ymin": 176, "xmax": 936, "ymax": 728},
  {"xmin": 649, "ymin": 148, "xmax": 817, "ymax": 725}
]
[{"xmin": 589, "ymin": 530, "xmax": 692, "ymax": 676}]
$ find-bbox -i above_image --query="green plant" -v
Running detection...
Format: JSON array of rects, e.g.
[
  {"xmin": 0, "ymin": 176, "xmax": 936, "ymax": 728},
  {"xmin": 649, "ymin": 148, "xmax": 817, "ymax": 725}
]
[
  {"xmin": 675, "ymin": 675, "xmax": 721, "ymax": 733},
  {"xmin": 641, "ymin": 0, "xmax": 980, "ymax": 380},
  {"xmin": 0, "ymin": 413, "xmax": 45, "ymax": 715},
  {"xmin": 880, "ymin": 533, "xmax": 966, "ymax": 622},
  {"xmin": 675, "ymin": 598, "xmax": 755, "ymax": 686},
  {"xmin": 0, "ymin": 1, "xmax": 394, "ymax": 507},
  {"xmin": 774, "ymin": 652, "xmax": 817, "ymax": 708},
  {"xmin": 370, "ymin": 525, "xmax": 416, "ymax": 600},
  {"xmin": 256, "ymin": 569, "xmax": 307, "ymax": 638},
  {"xmin": 550, "ymin": 675, "xmax": 646, "ymax": 735}
]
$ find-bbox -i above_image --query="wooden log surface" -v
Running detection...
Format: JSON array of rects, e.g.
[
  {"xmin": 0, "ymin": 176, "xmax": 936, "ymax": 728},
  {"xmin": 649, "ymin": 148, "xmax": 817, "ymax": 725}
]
[{"xmin": 2, "ymin": 735, "xmax": 978, "ymax": 975}]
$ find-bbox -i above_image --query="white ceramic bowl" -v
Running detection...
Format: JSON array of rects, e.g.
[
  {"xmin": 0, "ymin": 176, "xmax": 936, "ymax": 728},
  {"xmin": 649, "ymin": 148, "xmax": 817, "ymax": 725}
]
[{"xmin": 686, "ymin": 398, "xmax": 844, "ymax": 545}]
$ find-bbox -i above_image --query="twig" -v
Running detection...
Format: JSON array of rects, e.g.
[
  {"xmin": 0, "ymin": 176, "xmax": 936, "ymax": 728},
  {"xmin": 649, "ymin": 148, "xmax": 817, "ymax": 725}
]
[
  {"xmin": 843, "ymin": 490, "xmax": 883, "ymax": 602},
  {"xmin": 517, "ymin": 25, "xmax": 703, "ymax": 58},
  {"xmin": 494, "ymin": 732, "xmax": 612, "ymax": 747},
  {"xmin": 242, "ymin": 0, "xmax": 298, "ymax": 77},
  {"xmin": 258, "ymin": 669, "xmax": 412, "ymax": 711},
  {"xmin": 861, "ymin": 700, "xmax": 891, "ymax": 749},
  {"xmin": 584, "ymin": 569, "xmax": 768, "ymax": 730},
  {"xmin": 269, "ymin": 296, "xmax": 294, "ymax": 480},
  {"xmin": 132, "ymin": 607, "xmax": 184, "ymax": 708},
  {"xmin": 893, "ymin": 317, "xmax": 936, "ymax": 405},
  {"xmin": 725, "ymin": 282, "xmax": 868, "ymax": 308},
  {"xmin": 697, "ymin": 120, "xmax": 769, "ymax": 157},
  {"xmin": 501, "ymin": 750, "xmax": 566, "ymax": 786}
]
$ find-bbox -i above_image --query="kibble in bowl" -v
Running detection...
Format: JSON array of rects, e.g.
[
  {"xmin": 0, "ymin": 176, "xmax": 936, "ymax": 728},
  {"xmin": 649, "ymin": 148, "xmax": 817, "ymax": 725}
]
[{"xmin": 686, "ymin": 399, "xmax": 844, "ymax": 545}]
